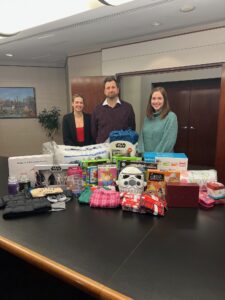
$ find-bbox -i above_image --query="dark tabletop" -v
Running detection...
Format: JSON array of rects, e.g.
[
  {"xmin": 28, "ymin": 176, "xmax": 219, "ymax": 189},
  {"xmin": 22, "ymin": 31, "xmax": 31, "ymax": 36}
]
[{"xmin": 1, "ymin": 157, "xmax": 225, "ymax": 300}]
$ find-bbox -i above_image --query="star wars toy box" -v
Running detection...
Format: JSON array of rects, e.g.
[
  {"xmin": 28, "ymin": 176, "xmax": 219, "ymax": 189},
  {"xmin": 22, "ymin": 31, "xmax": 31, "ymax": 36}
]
[
  {"xmin": 144, "ymin": 152, "xmax": 188, "ymax": 171},
  {"xmin": 98, "ymin": 164, "xmax": 117, "ymax": 186},
  {"xmin": 112, "ymin": 156, "xmax": 142, "ymax": 168},
  {"xmin": 34, "ymin": 163, "xmax": 80, "ymax": 187},
  {"xmin": 8, "ymin": 154, "xmax": 53, "ymax": 186},
  {"xmin": 110, "ymin": 140, "xmax": 137, "ymax": 158},
  {"xmin": 147, "ymin": 169, "xmax": 180, "ymax": 198}
]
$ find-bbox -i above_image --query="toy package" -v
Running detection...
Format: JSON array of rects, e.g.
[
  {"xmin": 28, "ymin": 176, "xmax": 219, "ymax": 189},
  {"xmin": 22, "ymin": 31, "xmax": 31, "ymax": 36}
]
[
  {"xmin": 146, "ymin": 170, "xmax": 180, "ymax": 197},
  {"xmin": 112, "ymin": 156, "xmax": 142, "ymax": 168},
  {"xmin": 8, "ymin": 154, "xmax": 53, "ymax": 186},
  {"xmin": 110, "ymin": 141, "xmax": 137, "ymax": 158},
  {"xmin": 86, "ymin": 166, "xmax": 98, "ymax": 185},
  {"xmin": 34, "ymin": 163, "xmax": 79, "ymax": 187},
  {"xmin": 81, "ymin": 158, "xmax": 110, "ymax": 185},
  {"xmin": 98, "ymin": 164, "xmax": 117, "ymax": 186}
]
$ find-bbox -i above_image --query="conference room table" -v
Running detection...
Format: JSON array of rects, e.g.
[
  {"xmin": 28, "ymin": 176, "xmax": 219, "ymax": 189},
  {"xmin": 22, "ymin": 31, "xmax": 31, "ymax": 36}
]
[{"xmin": 0, "ymin": 156, "xmax": 225, "ymax": 300}]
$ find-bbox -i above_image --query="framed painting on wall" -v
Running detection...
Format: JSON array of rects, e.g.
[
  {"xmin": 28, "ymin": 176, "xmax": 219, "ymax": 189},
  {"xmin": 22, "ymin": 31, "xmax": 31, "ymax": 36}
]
[{"xmin": 0, "ymin": 87, "xmax": 37, "ymax": 118}]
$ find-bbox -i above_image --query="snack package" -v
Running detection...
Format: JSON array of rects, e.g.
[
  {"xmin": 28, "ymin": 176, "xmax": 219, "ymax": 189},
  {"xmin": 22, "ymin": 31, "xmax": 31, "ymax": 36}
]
[{"xmin": 146, "ymin": 170, "xmax": 180, "ymax": 197}]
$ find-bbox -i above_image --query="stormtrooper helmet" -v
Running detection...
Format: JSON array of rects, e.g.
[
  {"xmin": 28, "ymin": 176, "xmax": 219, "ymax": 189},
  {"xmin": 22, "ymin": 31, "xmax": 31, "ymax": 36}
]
[{"xmin": 116, "ymin": 166, "xmax": 146, "ymax": 194}]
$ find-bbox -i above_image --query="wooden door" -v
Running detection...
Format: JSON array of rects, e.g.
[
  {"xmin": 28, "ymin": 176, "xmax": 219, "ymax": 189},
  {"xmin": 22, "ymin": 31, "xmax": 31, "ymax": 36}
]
[
  {"xmin": 158, "ymin": 82, "xmax": 190, "ymax": 154},
  {"xmin": 71, "ymin": 76, "xmax": 106, "ymax": 114},
  {"xmin": 153, "ymin": 79, "xmax": 220, "ymax": 167},
  {"xmin": 188, "ymin": 80, "xmax": 220, "ymax": 166}
]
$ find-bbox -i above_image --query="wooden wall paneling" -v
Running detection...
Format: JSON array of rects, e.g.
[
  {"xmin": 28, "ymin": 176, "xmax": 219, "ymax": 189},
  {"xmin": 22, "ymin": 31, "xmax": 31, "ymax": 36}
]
[
  {"xmin": 71, "ymin": 76, "xmax": 106, "ymax": 114},
  {"xmin": 215, "ymin": 64, "xmax": 225, "ymax": 184}
]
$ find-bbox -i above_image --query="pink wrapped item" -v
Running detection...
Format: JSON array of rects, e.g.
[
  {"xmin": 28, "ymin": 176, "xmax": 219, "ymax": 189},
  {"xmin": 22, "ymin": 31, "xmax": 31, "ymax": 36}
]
[
  {"xmin": 199, "ymin": 192, "xmax": 215, "ymax": 209},
  {"xmin": 180, "ymin": 170, "xmax": 217, "ymax": 191},
  {"xmin": 90, "ymin": 188, "xmax": 121, "ymax": 208}
]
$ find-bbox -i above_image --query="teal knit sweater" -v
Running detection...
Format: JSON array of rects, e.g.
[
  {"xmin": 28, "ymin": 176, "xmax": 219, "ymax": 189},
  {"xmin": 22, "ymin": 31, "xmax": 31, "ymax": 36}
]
[{"xmin": 137, "ymin": 111, "xmax": 178, "ymax": 153}]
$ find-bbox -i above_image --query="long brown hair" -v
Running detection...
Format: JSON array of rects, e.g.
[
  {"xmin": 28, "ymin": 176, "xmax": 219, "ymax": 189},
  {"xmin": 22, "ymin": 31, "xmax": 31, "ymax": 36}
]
[{"xmin": 146, "ymin": 87, "xmax": 170, "ymax": 119}]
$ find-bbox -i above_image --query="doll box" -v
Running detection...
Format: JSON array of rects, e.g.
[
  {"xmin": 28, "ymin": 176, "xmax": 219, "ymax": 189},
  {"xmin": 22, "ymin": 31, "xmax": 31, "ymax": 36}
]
[
  {"xmin": 86, "ymin": 166, "xmax": 98, "ymax": 184},
  {"xmin": 166, "ymin": 182, "xmax": 199, "ymax": 208},
  {"xmin": 98, "ymin": 164, "xmax": 117, "ymax": 186}
]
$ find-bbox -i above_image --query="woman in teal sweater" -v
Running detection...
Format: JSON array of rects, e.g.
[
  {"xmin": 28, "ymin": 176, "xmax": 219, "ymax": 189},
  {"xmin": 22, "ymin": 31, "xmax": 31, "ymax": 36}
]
[{"xmin": 137, "ymin": 86, "xmax": 178, "ymax": 154}]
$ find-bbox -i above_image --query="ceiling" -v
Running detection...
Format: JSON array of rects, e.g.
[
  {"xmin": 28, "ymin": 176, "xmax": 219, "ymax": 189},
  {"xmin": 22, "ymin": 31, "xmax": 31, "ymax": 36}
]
[{"xmin": 1, "ymin": 0, "xmax": 225, "ymax": 68}]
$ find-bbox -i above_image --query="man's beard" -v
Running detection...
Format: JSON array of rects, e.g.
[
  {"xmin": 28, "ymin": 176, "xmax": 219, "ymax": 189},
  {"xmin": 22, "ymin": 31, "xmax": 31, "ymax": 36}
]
[{"xmin": 107, "ymin": 93, "xmax": 118, "ymax": 100}]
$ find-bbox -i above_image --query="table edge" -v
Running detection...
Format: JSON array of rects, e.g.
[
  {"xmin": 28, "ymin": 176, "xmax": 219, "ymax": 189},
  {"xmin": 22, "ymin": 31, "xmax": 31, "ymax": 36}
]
[{"xmin": 0, "ymin": 235, "xmax": 132, "ymax": 300}]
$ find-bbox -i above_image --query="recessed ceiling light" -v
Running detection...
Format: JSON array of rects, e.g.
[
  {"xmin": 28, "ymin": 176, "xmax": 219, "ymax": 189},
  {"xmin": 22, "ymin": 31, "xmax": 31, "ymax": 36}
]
[
  {"xmin": 151, "ymin": 22, "xmax": 161, "ymax": 27},
  {"xmin": 180, "ymin": 4, "xmax": 196, "ymax": 13},
  {"xmin": 5, "ymin": 53, "xmax": 13, "ymax": 57}
]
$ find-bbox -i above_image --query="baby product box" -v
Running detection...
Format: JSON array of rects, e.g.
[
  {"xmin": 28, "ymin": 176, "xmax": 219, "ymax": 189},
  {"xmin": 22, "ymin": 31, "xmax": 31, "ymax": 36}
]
[
  {"xmin": 8, "ymin": 154, "xmax": 53, "ymax": 186},
  {"xmin": 144, "ymin": 152, "xmax": 188, "ymax": 171},
  {"xmin": 98, "ymin": 164, "xmax": 117, "ymax": 186}
]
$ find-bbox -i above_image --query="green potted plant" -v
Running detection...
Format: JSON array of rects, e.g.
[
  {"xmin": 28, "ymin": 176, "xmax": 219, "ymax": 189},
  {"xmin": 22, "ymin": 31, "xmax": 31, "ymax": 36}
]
[
  {"xmin": 38, "ymin": 106, "xmax": 61, "ymax": 140},
  {"xmin": 38, "ymin": 107, "xmax": 61, "ymax": 164}
]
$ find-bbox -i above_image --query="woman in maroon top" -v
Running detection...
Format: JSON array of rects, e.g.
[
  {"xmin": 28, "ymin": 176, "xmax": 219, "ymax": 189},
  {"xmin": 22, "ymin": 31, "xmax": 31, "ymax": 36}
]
[{"xmin": 62, "ymin": 94, "xmax": 93, "ymax": 146}]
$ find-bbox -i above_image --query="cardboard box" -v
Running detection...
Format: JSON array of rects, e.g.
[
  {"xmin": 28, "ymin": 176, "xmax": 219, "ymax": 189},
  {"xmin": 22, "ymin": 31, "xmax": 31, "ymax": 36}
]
[
  {"xmin": 144, "ymin": 152, "xmax": 188, "ymax": 171},
  {"xmin": 8, "ymin": 154, "xmax": 53, "ymax": 185},
  {"xmin": 147, "ymin": 170, "xmax": 166, "ymax": 197},
  {"xmin": 110, "ymin": 141, "xmax": 136, "ymax": 158},
  {"xmin": 146, "ymin": 170, "xmax": 180, "ymax": 197},
  {"xmin": 166, "ymin": 182, "xmax": 199, "ymax": 207},
  {"xmin": 98, "ymin": 164, "xmax": 117, "ymax": 186}
]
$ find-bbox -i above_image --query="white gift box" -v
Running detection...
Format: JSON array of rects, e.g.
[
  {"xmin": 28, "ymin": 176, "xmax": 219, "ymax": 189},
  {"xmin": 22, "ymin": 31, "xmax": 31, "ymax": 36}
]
[{"xmin": 8, "ymin": 154, "xmax": 53, "ymax": 185}]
